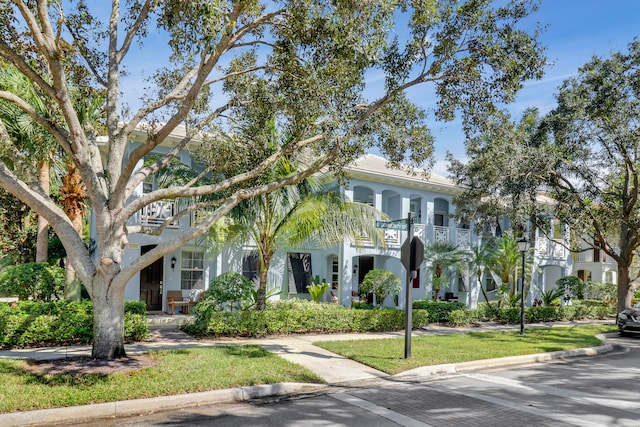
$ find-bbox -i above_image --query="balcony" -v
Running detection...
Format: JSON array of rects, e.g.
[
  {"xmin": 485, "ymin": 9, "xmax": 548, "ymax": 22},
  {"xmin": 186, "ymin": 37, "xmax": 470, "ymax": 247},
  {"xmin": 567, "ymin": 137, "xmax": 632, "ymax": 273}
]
[
  {"xmin": 434, "ymin": 225, "xmax": 449, "ymax": 243},
  {"xmin": 139, "ymin": 200, "xmax": 178, "ymax": 228},
  {"xmin": 536, "ymin": 237, "xmax": 566, "ymax": 259},
  {"xmin": 357, "ymin": 223, "xmax": 473, "ymax": 248},
  {"xmin": 433, "ymin": 226, "xmax": 471, "ymax": 249},
  {"xmin": 572, "ymin": 248, "xmax": 616, "ymax": 264}
]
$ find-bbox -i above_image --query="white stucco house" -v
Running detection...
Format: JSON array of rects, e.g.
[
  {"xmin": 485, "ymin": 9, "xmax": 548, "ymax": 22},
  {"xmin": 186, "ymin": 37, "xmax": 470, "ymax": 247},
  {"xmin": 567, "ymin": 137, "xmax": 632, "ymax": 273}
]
[{"xmin": 95, "ymin": 128, "xmax": 613, "ymax": 313}]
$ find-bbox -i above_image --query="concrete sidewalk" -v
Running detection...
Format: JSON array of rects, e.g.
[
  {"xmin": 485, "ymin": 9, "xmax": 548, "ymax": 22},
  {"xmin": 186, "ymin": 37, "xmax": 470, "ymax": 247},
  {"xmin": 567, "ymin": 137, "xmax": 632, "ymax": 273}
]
[{"xmin": 0, "ymin": 318, "xmax": 616, "ymax": 426}]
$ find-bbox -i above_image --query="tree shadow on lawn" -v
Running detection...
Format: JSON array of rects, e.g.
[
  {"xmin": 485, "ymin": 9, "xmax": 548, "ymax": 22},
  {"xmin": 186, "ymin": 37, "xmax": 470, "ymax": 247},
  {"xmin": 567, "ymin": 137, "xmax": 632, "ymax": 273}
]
[{"xmin": 0, "ymin": 353, "xmax": 157, "ymax": 388}]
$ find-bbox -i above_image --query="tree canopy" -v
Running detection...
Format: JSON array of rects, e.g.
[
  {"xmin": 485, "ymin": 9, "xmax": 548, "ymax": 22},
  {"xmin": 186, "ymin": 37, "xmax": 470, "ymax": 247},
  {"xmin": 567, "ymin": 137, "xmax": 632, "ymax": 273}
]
[
  {"xmin": 0, "ymin": 0, "xmax": 545, "ymax": 359},
  {"xmin": 448, "ymin": 39, "xmax": 640, "ymax": 312}
]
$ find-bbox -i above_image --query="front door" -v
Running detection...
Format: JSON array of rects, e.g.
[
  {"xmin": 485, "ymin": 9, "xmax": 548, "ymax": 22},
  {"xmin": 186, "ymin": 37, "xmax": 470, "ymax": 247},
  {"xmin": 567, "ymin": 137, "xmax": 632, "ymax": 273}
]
[{"xmin": 140, "ymin": 245, "xmax": 163, "ymax": 311}]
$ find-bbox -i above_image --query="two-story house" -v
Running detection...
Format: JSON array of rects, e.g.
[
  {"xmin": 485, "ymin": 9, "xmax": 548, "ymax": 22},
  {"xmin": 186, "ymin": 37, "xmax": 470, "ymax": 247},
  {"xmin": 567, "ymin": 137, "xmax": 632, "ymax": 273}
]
[{"xmin": 101, "ymin": 127, "xmax": 612, "ymax": 313}]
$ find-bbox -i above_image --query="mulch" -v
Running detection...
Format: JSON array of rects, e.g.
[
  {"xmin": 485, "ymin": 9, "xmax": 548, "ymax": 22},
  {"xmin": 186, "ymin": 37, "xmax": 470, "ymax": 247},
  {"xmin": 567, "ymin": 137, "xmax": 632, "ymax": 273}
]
[{"xmin": 24, "ymin": 354, "xmax": 157, "ymax": 375}]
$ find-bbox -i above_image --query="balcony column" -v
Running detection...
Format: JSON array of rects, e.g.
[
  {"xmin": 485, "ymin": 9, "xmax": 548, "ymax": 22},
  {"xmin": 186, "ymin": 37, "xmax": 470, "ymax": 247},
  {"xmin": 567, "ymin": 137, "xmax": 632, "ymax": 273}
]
[
  {"xmin": 374, "ymin": 191, "xmax": 382, "ymax": 211},
  {"xmin": 425, "ymin": 199, "xmax": 435, "ymax": 243},
  {"xmin": 344, "ymin": 186, "xmax": 354, "ymax": 203}
]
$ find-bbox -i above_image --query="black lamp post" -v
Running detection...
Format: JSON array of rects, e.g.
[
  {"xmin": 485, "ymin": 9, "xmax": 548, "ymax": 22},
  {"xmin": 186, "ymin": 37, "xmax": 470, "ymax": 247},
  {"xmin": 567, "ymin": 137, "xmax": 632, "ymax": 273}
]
[{"xmin": 517, "ymin": 237, "xmax": 530, "ymax": 335}]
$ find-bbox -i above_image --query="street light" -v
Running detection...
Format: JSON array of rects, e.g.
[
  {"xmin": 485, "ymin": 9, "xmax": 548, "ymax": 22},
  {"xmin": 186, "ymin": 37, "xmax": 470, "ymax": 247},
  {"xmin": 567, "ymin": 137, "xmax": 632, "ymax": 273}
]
[{"xmin": 517, "ymin": 237, "xmax": 530, "ymax": 335}]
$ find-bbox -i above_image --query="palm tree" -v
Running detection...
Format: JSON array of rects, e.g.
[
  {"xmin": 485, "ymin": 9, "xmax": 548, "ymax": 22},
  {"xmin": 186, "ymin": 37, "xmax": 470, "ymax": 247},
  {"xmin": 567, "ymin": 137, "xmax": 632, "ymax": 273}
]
[
  {"xmin": 216, "ymin": 159, "xmax": 386, "ymax": 310},
  {"xmin": 424, "ymin": 241, "xmax": 467, "ymax": 301},
  {"xmin": 491, "ymin": 234, "xmax": 522, "ymax": 294},
  {"xmin": 0, "ymin": 65, "xmax": 57, "ymax": 264},
  {"xmin": 465, "ymin": 240, "xmax": 496, "ymax": 309},
  {"xmin": 0, "ymin": 65, "xmax": 103, "ymax": 300}
]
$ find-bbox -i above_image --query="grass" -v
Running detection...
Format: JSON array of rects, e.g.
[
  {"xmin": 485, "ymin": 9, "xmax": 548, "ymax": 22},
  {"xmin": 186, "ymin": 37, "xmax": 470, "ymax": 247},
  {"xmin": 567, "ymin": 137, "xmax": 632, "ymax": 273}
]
[
  {"xmin": 0, "ymin": 345, "xmax": 324, "ymax": 413},
  {"xmin": 314, "ymin": 325, "xmax": 617, "ymax": 375}
]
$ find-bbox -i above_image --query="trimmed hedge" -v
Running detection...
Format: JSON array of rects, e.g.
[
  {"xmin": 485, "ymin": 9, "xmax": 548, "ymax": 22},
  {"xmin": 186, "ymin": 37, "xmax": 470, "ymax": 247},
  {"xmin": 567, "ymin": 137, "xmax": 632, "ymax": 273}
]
[
  {"xmin": 412, "ymin": 300, "xmax": 466, "ymax": 322},
  {"xmin": 0, "ymin": 300, "xmax": 149, "ymax": 349},
  {"xmin": 447, "ymin": 301, "xmax": 614, "ymax": 327},
  {"xmin": 185, "ymin": 299, "xmax": 432, "ymax": 337}
]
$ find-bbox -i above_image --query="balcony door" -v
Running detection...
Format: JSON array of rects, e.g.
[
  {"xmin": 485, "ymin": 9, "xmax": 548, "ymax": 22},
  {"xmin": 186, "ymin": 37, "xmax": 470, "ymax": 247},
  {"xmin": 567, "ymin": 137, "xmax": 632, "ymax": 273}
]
[{"xmin": 140, "ymin": 245, "xmax": 163, "ymax": 311}]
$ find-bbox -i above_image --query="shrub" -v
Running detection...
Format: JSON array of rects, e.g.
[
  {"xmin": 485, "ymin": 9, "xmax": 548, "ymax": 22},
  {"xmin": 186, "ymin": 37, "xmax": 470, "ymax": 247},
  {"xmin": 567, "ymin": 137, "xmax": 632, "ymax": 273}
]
[
  {"xmin": 124, "ymin": 312, "xmax": 151, "ymax": 342},
  {"xmin": 412, "ymin": 299, "xmax": 466, "ymax": 322},
  {"xmin": 574, "ymin": 299, "xmax": 616, "ymax": 317},
  {"xmin": 307, "ymin": 276, "xmax": 330, "ymax": 303},
  {"xmin": 537, "ymin": 287, "xmax": 565, "ymax": 306},
  {"xmin": 206, "ymin": 272, "xmax": 255, "ymax": 311},
  {"xmin": 124, "ymin": 300, "xmax": 147, "ymax": 315},
  {"xmin": 352, "ymin": 301, "xmax": 375, "ymax": 310},
  {"xmin": 447, "ymin": 309, "xmax": 480, "ymax": 326},
  {"xmin": 556, "ymin": 276, "xmax": 585, "ymax": 299},
  {"xmin": 584, "ymin": 281, "xmax": 617, "ymax": 302},
  {"xmin": 445, "ymin": 300, "xmax": 614, "ymax": 328},
  {"xmin": 184, "ymin": 299, "xmax": 433, "ymax": 337},
  {"xmin": 0, "ymin": 263, "xmax": 65, "ymax": 301},
  {"xmin": 360, "ymin": 269, "xmax": 401, "ymax": 307},
  {"xmin": 0, "ymin": 300, "xmax": 149, "ymax": 348}
]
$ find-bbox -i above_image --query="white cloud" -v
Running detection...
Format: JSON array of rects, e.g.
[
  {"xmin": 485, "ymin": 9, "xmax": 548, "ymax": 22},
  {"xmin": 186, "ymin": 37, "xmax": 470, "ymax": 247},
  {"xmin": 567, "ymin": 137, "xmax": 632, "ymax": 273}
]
[{"xmin": 430, "ymin": 158, "xmax": 451, "ymax": 178}]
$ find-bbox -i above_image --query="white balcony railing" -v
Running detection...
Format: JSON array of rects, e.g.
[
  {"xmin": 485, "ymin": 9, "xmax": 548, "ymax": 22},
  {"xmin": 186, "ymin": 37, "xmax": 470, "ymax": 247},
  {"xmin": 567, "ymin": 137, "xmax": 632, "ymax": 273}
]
[
  {"xmin": 537, "ymin": 236, "xmax": 548, "ymax": 256},
  {"xmin": 552, "ymin": 240, "xmax": 565, "ymax": 258},
  {"xmin": 383, "ymin": 228, "xmax": 401, "ymax": 245},
  {"xmin": 572, "ymin": 251, "xmax": 595, "ymax": 263},
  {"xmin": 434, "ymin": 226, "xmax": 449, "ymax": 243},
  {"xmin": 572, "ymin": 249, "xmax": 616, "ymax": 264},
  {"xmin": 413, "ymin": 223, "xmax": 426, "ymax": 241},
  {"xmin": 139, "ymin": 200, "xmax": 178, "ymax": 228},
  {"xmin": 361, "ymin": 223, "xmax": 473, "ymax": 248},
  {"xmin": 456, "ymin": 228, "xmax": 471, "ymax": 249},
  {"xmin": 537, "ymin": 237, "xmax": 567, "ymax": 259}
]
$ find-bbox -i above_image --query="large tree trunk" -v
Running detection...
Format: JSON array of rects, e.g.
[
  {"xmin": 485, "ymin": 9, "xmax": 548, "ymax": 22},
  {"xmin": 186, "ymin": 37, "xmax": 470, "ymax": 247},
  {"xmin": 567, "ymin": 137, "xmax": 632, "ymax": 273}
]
[
  {"xmin": 35, "ymin": 160, "xmax": 50, "ymax": 263},
  {"xmin": 91, "ymin": 266, "xmax": 127, "ymax": 359},
  {"xmin": 617, "ymin": 264, "xmax": 633, "ymax": 313}
]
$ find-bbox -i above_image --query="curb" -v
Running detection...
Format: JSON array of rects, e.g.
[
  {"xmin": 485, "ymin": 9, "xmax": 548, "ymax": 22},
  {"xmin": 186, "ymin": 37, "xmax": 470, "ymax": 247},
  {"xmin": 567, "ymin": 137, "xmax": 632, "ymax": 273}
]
[
  {"xmin": 3, "ymin": 383, "xmax": 326, "ymax": 427},
  {"xmin": 392, "ymin": 334, "xmax": 613, "ymax": 379}
]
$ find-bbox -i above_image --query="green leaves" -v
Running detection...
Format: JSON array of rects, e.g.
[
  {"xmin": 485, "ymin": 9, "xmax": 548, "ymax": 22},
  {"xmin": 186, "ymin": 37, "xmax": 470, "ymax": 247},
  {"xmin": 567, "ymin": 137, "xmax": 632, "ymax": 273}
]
[{"xmin": 360, "ymin": 269, "xmax": 401, "ymax": 308}]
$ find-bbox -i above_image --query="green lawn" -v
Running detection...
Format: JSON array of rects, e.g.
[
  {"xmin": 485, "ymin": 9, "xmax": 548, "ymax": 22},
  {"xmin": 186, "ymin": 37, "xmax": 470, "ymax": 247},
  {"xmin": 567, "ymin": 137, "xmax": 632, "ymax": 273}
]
[
  {"xmin": 0, "ymin": 345, "xmax": 324, "ymax": 413},
  {"xmin": 314, "ymin": 325, "xmax": 617, "ymax": 374}
]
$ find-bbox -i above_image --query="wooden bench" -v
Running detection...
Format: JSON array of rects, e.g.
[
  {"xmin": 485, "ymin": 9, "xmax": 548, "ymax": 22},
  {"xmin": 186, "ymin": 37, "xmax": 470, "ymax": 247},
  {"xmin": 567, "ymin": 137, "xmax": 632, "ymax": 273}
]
[{"xmin": 166, "ymin": 290, "xmax": 190, "ymax": 315}]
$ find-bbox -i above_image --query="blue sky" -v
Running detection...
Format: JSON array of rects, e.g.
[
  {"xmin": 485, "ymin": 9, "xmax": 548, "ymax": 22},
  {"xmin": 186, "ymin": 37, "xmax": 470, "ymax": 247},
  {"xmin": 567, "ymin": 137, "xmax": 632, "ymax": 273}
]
[
  {"xmin": 115, "ymin": 1, "xmax": 640, "ymax": 176},
  {"xmin": 427, "ymin": 1, "xmax": 640, "ymax": 176}
]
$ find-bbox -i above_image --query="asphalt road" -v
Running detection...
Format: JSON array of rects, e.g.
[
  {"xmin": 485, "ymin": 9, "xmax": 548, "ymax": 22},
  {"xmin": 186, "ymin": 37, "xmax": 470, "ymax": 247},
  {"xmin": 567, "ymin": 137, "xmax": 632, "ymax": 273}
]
[{"xmin": 67, "ymin": 334, "xmax": 640, "ymax": 427}]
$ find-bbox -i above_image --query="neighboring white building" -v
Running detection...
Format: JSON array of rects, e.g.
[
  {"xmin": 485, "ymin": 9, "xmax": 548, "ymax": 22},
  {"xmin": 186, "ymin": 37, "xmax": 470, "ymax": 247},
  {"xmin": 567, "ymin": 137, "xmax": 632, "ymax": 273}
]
[{"xmin": 97, "ymin": 130, "xmax": 612, "ymax": 312}]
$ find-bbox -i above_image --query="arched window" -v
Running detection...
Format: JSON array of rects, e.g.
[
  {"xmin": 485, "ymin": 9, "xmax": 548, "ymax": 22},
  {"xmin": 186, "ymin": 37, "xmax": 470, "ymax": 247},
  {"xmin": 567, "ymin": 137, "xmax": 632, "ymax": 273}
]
[
  {"xmin": 353, "ymin": 186, "xmax": 374, "ymax": 206},
  {"xmin": 382, "ymin": 190, "xmax": 401, "ymax": 220}
]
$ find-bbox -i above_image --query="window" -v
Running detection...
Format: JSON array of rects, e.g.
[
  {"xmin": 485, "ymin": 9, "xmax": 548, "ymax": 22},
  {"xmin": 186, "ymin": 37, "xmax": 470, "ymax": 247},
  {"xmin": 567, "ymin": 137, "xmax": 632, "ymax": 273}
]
[
  {"xmin": 553, "ymin": 220, "xmax": 563, "ymax": 239},
  {"xmin": 242, "ymin": 251, "xmax": 259, "ymax": 283},
  {"xmin": 180, "ymin": 250, "xmax": 204, "ymax": 290},
  {"xmin": 288, "ymin": 253, "xmax": 312, "ymax": 294},
  {"xmin": 143, "ymin": 180, "xmax": 153, "ymax": 194},
  {"xmin": 434, "ymin": 213, "xmax": 445, "ymax": 227},
  {"xmin": 331, "ymin": 255, "xmax": 339, "ymax": 289},
  {"xmin": 485, "ymin": 273, "xmax": 496, "ymax": 292},
  {"xmin": 457, "ymin": 274, "xmax": 466, "ymax": 292},
  {"xmin": 410, "ymin": 199, "xmax": 421, "ymax": 223}
]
